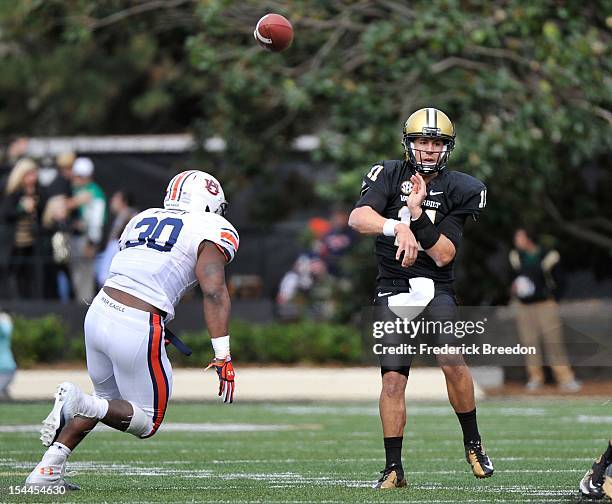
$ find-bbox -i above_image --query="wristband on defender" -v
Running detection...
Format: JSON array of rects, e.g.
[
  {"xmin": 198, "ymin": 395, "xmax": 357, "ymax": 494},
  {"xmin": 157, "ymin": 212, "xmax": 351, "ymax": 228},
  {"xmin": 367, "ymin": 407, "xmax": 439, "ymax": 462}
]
[
  {"xmin": 211, "ymin": 335, "xmax": 230, "ymax": 360},
  {"xmin": 382, "ymin": 219, "xmax": 400, "ymax": 237},
  {"xmin": 410, "ymin": 212, "xmax": 440, "ymax": 249}
]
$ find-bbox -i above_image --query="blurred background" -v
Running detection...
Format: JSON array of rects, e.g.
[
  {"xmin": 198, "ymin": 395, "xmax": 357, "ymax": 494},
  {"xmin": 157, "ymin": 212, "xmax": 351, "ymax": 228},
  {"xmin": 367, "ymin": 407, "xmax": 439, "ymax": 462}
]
[{"xmin": 0, "ymin": 0, "xmax": 610, "ymax": 398}]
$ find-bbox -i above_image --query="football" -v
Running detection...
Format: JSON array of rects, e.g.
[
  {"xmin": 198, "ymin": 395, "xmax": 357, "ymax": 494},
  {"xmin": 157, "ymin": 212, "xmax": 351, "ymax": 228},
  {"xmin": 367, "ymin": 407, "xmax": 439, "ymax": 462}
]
[{"xmin": 253, "ymin": 13, "xmax": 293, "ymax": 52}]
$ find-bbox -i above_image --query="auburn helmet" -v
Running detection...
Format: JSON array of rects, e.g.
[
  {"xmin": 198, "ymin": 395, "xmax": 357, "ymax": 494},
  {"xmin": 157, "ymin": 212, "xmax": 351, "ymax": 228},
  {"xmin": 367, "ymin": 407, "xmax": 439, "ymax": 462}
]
[
  {"xmin": 164, "ymin": 170, "xmax": 228, "ymax": 216},
  {"xmin": 402, "ymin": 108, "xmax": 456, "ymax": 174}
]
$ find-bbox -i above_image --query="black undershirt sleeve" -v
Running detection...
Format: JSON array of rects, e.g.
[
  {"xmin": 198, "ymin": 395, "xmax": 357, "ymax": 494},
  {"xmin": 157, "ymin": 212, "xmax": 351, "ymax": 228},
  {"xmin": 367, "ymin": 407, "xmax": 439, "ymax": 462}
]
[{"xmin": 436, "ymin": 213, "xmax": 467, "ymax": 249}]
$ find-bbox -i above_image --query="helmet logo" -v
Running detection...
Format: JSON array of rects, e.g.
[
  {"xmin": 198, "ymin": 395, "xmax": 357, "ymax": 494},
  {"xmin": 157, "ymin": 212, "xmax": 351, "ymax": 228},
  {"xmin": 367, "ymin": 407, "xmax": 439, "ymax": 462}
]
[
  {"xmin": 205, "ymin": 179, "xmax": 220, "ymax": 195},
  {"xmin": 422, "ymin": 126, "xmax": 441, "ymax": 136},
  {"xmin": 400, "ymin": 181, "xmax": 413, "ymax": 195}
]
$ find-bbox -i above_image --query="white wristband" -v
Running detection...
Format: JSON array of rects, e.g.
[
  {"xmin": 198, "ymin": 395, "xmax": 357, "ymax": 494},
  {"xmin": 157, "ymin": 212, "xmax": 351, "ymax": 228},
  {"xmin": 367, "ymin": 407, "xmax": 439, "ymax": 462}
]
[
  {"xmin": 383, "ymin": 219, "xmax": 400, "ymax": 237},
  {"xmin": 211, "ymin": 335, "xmax": 230, "ymax": 359}
]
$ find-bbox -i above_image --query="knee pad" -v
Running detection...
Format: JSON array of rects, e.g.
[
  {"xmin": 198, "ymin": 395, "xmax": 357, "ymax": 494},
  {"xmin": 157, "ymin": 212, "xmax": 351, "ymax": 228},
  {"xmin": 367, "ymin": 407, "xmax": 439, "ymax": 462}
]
[{"xmin": 125, "ymin": 402, "xmax": 153, "ymax": 438}]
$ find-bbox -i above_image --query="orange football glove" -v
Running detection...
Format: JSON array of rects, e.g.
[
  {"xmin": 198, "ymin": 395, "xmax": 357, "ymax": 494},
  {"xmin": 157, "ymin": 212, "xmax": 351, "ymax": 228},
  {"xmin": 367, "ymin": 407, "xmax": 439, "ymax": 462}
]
[{"xmin": 205, "ymin": 356, "xmax": 235, "ymax": 404}]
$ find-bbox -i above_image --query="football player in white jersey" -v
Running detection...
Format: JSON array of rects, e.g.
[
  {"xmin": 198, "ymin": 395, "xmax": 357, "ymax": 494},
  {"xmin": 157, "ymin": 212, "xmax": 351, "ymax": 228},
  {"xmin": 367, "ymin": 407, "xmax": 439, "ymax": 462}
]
[{"xmin": 25, "ymin": 170, "xmax": 239, "ymax": 490}]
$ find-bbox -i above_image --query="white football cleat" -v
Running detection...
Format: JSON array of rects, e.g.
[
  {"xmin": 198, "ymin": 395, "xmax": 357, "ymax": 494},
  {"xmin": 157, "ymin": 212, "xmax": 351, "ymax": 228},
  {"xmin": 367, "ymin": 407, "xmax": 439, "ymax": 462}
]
[
  {"xmin": 580, "ymin": 468, "xmax": 604, "ymax": 499},
  {"xmin": 40, "ymin": 382, "xmax": 83, "ymax": 447},
  {"xmin": 579, "ymin": 455, "xmax": 608, "ymax": 499},
  {"xmin": 25, "ymin": 458, "xmax": 80, "ymax": 491}
]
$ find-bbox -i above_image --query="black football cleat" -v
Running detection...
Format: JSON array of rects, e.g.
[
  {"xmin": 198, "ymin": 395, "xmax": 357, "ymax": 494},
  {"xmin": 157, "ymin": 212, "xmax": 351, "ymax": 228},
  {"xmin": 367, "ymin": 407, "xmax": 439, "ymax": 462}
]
[
  {"xmin": 465, "ymin": 440, "xmax": 494, "ymax": 478},
  {"xmin": 372, "ymin": 463, "xmax": 407, "ymax": 489},
  {"xmin": 580, "ymin": 455, "xmax": 609, "ymax": 499}
]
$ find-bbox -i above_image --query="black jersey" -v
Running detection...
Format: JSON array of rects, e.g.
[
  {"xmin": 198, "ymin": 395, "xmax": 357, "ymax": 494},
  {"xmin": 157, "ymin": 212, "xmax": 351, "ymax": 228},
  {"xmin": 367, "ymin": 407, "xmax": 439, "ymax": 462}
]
[{"xmin": 355, "ymin": 160, "xmax": 486, "ymax": 283}]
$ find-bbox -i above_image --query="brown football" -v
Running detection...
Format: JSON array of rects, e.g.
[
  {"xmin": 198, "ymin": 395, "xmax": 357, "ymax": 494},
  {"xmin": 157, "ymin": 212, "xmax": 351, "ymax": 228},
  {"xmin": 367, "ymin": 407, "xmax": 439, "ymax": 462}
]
[{"xmin": 254, "ymin": 13, "xmax": 293, "ymax": 52}]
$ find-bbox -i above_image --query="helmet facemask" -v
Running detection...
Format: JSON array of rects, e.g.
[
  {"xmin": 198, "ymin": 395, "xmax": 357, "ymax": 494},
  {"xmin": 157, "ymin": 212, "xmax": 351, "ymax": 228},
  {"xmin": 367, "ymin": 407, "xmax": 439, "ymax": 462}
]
[
  {"xmin": 210, "ymin": 200, "xmax": 228, "ymax": 217},
  {"xmin": 403, "ymin": 135, "xmax": 454, "ymax": 175}
]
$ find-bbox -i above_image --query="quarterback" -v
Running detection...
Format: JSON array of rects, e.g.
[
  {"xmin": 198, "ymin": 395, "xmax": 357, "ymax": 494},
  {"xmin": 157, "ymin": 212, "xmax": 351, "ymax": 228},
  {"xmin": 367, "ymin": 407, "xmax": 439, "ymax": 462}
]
[
  {"xmin": 349, "ymin": 108, "xmax": 493, "ymax": 488},
  {"xmin": 25, "ymin": 171, "xmax": 239, "ymax": 490}
]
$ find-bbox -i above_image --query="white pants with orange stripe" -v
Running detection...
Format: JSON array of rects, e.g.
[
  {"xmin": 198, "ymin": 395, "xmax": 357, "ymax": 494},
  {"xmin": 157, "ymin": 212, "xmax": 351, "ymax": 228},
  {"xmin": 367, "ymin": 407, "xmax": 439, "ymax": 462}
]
[{"xmin": 84, "ymin": 291, "xmax": 173, "ymax": 438}]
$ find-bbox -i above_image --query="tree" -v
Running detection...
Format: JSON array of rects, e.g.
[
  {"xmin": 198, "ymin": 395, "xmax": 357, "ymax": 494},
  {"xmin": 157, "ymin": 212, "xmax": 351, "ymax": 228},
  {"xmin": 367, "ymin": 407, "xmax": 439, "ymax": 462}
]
[
  {"xmin": 0, "ymin": 0, "xmax": 201, "ymax": 135},
  {"xmin": 185, "ymin": 0, "xmax": 611, "ymax": 301}
]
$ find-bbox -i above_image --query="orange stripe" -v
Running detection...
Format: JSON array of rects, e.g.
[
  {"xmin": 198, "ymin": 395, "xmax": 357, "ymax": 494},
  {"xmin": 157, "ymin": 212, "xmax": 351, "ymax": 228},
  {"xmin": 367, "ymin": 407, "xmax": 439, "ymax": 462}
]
[
  {"xmin": 221, "ymin": 231, "xmax": 238, "ymax": 250},
  {"xmin": 150, "ymin": 314, "xmax": 168, "ymax": 435},
  {"xmin": 170, "ymin": 172, "xmax": 189, "ymax": 200},
  {"xmin": 167, "ymin": 175, "xmax": 180, "ymax": 200}
]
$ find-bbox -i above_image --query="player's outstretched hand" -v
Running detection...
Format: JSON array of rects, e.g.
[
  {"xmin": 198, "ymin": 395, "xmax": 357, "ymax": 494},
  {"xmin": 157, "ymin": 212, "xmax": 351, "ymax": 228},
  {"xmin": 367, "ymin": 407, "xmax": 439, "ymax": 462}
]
[
  {"xmin": 407, "ymin": 173, "xmax": 427, "ymax": 216},
  {"xmin": 205, "ymin": 356, "xmax": 235, "ymax": 403},
  {"xmin": 395, "ymin": 223, "xmax": 419, "ymax": 268}
]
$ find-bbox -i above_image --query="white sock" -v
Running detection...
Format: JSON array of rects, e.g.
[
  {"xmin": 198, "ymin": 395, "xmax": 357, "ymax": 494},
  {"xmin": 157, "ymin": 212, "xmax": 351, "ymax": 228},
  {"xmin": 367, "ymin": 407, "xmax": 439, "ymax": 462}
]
[
  {"xmin": 79, "ymin": 393, "xmax": 109, "ymax": 419},
  {"xmin": 52, "ymin": 442, "xmax": 72, "ymax": 457},
  {"xmin": 40, "ymin": 442, "xmax": 71, "ymax": 466}
]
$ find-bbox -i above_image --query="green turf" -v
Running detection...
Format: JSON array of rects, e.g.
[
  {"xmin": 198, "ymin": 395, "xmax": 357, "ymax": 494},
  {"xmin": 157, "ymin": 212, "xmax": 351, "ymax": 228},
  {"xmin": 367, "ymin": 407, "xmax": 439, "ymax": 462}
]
[{"xmin": 0, "ymin": 398, "xmax": 610, "ymax": 503}]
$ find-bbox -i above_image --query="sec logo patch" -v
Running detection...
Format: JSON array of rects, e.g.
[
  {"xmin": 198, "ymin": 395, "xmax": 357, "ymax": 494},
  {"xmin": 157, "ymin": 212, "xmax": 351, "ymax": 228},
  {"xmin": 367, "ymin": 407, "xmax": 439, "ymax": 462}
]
[{"xmin": 400, "ymin": 180, "xmax": 413, "ymax": 195}]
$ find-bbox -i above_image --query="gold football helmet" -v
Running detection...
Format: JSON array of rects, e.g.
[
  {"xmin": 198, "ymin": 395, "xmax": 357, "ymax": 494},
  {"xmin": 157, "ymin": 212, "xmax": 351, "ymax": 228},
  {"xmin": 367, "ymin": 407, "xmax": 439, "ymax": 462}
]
[{"xmin": 402, "ymin": 108, "xmax": 456, "ymax": 174}]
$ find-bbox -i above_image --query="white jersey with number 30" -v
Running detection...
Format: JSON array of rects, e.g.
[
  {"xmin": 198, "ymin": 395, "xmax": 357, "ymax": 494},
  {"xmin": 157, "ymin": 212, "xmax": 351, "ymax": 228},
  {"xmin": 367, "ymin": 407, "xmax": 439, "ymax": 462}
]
[{"xmin": 104, "ymin": 208, "xmax": 239, "ymax": 321}]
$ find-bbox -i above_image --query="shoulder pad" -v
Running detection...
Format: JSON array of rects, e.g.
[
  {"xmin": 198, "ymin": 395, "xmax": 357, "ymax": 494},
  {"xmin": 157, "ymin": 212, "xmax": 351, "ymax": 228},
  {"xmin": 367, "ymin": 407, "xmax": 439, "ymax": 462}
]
[
  {"xmin": 361, "ymin": 160, "xmax": 403, "ymax": 186},
  {"xmin": 444, "ymin": 171, "xmax": 487, "ymax": 214},
  {"xmin": 446, "ymin": 171, "xmax": 485, "ymax": 194},
  {"xmin": 191, "ymin": 213, "xmax": 240, "ymax": 262}
]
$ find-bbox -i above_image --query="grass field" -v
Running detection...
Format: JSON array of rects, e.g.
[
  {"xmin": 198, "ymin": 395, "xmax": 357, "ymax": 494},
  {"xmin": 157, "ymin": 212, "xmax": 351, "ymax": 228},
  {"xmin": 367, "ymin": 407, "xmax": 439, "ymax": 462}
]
[{"xmin": 0, "ymin": 398, "xmax": 610, "ymax": 503}]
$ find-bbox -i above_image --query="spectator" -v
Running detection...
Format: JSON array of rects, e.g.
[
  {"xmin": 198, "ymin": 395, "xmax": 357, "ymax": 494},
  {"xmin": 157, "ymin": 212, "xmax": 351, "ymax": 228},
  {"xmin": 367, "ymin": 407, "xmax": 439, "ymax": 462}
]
[
  {"xmin": 276, "ymin": 252, "xmax": 331, "ymax": 320},
  {"xmin": 307, "ymin": 217, "xmax": 331, "ymax": 240},
  {"xmin": 0, "ymin": 137, "xmax": 29, "ymax": 174},
  {"xmin": 95, "ymin": 190, "xmax": 137, "ymax": 286},
  {"xmin": 509, "ymin": 227, "xmax": 581, "ymax": 392},
  {"xmin": 0, "ymin": 309, "xmax": 16, "ymax": 401},
  {"xmin": 276, "ymin": 217, "xmax": 331, "ymax": 319},
  {"xmin": 47, "ymin": 151, "xmax": 75, "ymax": 199},
  {"xmin": 276, "ymin": 209, "xmax": 357, "ymax": 321},
  {"xmin": 107, "ymin": 190, "xmax": 138, "ymax": 244},
  {"xmin": 277, "ymin": 253, "xmax": 319, "ymax": 306},
  {"xmin": 41, "ymin": 195, "xmax": 73, "ymax": 301},
  {"xmin": 319, "ymin": 207, "xmax": 355, "ymax": 277},
  {"xmin": 0, "ymin": 158, "xmax": 47, "ymax": 298},
  {"xmin": 70, "ymin": 157, "xmax": 106, "ymax": 303}
]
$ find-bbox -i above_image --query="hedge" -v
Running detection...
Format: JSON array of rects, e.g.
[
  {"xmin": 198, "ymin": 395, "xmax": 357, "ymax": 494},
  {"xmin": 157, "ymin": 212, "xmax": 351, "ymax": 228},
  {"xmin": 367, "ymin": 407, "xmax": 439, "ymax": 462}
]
[
  {"xmin": 168, "ymin": 320, "xmax": 363, "ymax": 366},
  {"xmin": 10, "ymin": 315, "xmax": 364, "ymax": 368},
  {"xmin": 11, "ymin": 315, "xmax": 80, "ymax": 368}
]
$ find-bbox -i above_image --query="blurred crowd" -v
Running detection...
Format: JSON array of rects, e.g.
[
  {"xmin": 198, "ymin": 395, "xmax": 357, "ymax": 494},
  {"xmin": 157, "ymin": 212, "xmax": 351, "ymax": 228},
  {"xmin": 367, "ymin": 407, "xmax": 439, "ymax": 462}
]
[
  {"xmin": 0, "ymin": 138, "xmax": 137, "ymax": 302},
  {"xmin": 276, "ymin": 207, "xmax": 356, "ymax": 321}
]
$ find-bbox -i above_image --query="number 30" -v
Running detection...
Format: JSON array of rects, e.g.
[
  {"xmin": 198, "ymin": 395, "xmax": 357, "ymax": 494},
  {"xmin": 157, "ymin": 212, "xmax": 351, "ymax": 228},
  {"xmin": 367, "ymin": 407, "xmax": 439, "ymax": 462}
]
[{"xmin": 125, "ymin": 217, "xmax": 183, "ymax": 252}]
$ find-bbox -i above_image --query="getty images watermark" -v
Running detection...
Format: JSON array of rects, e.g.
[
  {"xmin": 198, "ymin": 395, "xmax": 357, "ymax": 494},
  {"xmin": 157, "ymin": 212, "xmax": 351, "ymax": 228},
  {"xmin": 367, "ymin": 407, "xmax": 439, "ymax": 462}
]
[
  {"xmin": 371, "ymin": 317, "xmax": 537, "ymax": 357},
  {"xmin": 363, "ymin": 303, "xmax": 612, "ymax": 366}
]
